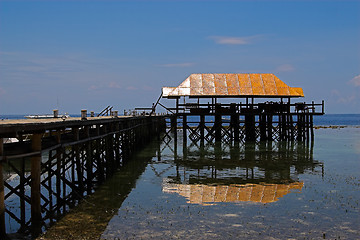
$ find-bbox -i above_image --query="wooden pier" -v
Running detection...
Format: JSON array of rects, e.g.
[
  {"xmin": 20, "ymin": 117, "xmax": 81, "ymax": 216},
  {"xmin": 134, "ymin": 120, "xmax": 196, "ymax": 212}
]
[{"xmin": 0, "ymin": 115, "xmax": 166, "ymax": 238}]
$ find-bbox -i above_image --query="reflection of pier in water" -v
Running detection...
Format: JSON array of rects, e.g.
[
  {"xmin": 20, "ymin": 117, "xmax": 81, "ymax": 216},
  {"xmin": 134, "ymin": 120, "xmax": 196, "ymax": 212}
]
[{"xmin": 161, "ymin": 135, "xmax": 323, "ymax": 205}]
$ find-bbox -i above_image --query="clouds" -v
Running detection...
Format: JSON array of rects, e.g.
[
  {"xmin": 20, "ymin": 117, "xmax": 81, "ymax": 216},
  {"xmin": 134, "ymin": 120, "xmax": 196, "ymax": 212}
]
[
  {"xmin": 350, "ymin": 75, "xmax": 360, "ymax": 87},
  {"xmin": 208, "ymin": 35, "xmax": 262, "ymax": 45},
  {"xmin": 331, "ymin": 90, "xmax": 356, "ymax": 104},
  {"xmin": 276, "ymin": 64, "xmax": 295, "ymax": 72},
  {"xmin": 158, "ymin": 62, "xmax": 195, "ymax": 68},
  {"xmin": 0, "ymin": 51, "xmax": 99, "ymax": 84},
  {"xmin": 329, "ymin": 75, "xmax": 360, "ymax": 109}
]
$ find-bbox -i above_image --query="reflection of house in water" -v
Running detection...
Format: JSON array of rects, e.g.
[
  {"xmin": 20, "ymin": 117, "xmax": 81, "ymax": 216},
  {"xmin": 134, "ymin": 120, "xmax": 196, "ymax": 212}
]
[
  {"xmin": 160, "ymin": 140, "xmax": 322, "ymax": 205},
  {"xmin": 163, "ymin": 179, "xmax": 303, "ymax": 205}
]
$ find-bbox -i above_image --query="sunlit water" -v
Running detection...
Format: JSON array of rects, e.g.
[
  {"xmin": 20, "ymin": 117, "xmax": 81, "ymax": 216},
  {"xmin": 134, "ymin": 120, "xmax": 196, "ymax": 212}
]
[{"xmin": 95, "ymin": 127, "xmax": 360, "ymax": 240}]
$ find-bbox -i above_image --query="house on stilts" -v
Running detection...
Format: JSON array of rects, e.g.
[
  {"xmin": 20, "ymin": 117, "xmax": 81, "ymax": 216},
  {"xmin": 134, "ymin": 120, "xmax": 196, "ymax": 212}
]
[{"xmin": 161, "ymin": 73, "xmax": 324, "ymax": 143}]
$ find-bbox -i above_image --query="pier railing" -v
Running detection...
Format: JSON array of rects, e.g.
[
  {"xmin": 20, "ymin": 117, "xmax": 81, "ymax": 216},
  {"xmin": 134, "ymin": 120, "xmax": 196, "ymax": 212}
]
[{"xmin": 170, "ymin": 101, "xmax": 325, "ymax": 115}]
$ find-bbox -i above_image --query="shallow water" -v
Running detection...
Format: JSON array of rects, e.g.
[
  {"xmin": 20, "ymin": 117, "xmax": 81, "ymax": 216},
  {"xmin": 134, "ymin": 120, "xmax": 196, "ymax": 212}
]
[{"xmin": 95, "ymin": 128, "xmax": 360, "ymax": 240}]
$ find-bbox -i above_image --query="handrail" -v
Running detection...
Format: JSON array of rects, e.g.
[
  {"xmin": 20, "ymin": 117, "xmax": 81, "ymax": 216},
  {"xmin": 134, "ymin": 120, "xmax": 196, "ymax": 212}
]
[
  {"xmin": 97, "ymin": 106, "xmax": 113, "ymax": 117},
  {"xmin": 174, "ymin": 101, "xmax": 325, "ymax": 115}
]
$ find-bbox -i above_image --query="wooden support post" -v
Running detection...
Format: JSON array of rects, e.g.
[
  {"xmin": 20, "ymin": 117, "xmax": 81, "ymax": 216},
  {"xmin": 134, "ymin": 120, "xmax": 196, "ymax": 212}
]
[
  {"xmin": 31, "ymin": 133, "xmax": 42, "ymax": 237},
  {"xmin": 0, "ymin": 139, "xmax": 5, "ymax": 238},
  {"xmin": 310, "ymin": 114, "xmax": 314, "ymax": 140},
  {"xmin": 183, "ymin": 115, "xmax": 187, "ymax": 147},
  {"xmin": 47, "ymin": 151, "xmax": 53, "ymax": 224},
  {"xmin": 115, "ymin": 123, "xmax": 122, "ymax": 168},
  {"xmin": 232, "ymin": 113, "xmax": 240, "ymax": 142},
  {"xmin": 200, "ymin": 114, "xmax": 205, "ymax": 145},
  {"xmin": 173, "ymin": 116, "xmax": 178, "ymax": 141},
  {"xmin": 122, "ymin": 121, "xmax": 129, "ymax": 163},
  {"xmin": 267, "ymin": 114, "xmax": 273, "ymax": 141},
  {"xmin": 176, "ymin": 98, "xmax": 179, "ymax": 114},
  {"xmin": 306, "ymin": 112, "xmax": 310, "ymax": 142},
  {"xmin": 96, "ymin": 125, "xmax": 104, "ymax": 183},
  {"xmin": 215, "ymin": 113, "xmax": 222, "ymax": 142},
  {"xmin": 245, "ymin": 113, "xmax": 256, "ymax": 141},
  {"xmin": 290, "ymin": 114, "xmax": 294, "ymax": 140},
  {"xmin": 85, "ymin": 126, "xmax": 93, "ymax": 195},
  {"xmin": 171, "ymin": 116, "xmax": 176, "ymax": 133},
  {"xmin": 297, "ymin": 114, "xmax": 303, "ymax": 141},
  {"xmin": 105, "ymin": 124, "xmax": 114, "ymax": 177},
  {"xmin": 55, "ymin": 130, "xmax": 62, "ymax": 217},
  {"xmin": 282, "ymin": 113, "xmax": 287, "ymax": 140},
  {"xmin": 259, "ymin": 113, "xmax": 267, "ymax": 141},
  {"xmin": 73, "ymin": 127, "xmax": 83, "ymax": 198}
]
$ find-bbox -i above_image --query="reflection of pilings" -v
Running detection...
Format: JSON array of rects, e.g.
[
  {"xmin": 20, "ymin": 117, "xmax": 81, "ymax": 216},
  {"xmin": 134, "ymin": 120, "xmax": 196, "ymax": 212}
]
[
  {"xmin": 42, "ymin": 139, "xmax": 161, "ymax": 239},
  {"xmin": 172, "ymin": 136, "xmax": 322, "ymax": 186}
]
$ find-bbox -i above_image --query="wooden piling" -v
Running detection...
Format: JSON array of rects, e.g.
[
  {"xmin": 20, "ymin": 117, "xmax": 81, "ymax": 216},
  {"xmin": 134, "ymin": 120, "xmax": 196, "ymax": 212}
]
[
  {"xmin": 306, "ymin": 112, "xmax": 310, "ymax": 142},
  {"xmin": 215, "ymin": 113, "xmax": 222, "ymax": 142},
  {"xmin": 231, "ymin": 113, "xmax": 240, "ymax": 142},
  {"xmin": 96, "ymin": 125, "xmax": 104, "ymax": 184},
  {"xmin": 183, "ymin": 115, "xmax": 187, "ymax": 146},
  {"xmin": 85, "ymin": 126, "xmax": 93, "ymax": 195},
  {"xmin": 55, "ymin": 130, "xmax": 62, "ymax": 217},
  {"xmin": 73, "ymin": 127, "xmax": 84, "ymax": 198},
  {"xmin": 200, "ymin": 114, "xmax": 205, "ymax": 145},
  {"xmin": 31, "ymin": 133, "xmax": 42, "ymax": 237},
  {"xmin": 259, "ymin": 113, "xmax": 267, "ymax": 141},
  {"xmin": 266, "ymin": 114, "xmax": 273, "ymax": 141}
]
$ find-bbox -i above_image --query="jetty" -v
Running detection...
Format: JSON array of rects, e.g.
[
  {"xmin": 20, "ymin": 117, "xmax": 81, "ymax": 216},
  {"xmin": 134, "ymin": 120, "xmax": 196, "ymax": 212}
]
[{"xmin": 0, "ymin": 113, "xmax": 165, "ymax": 238}]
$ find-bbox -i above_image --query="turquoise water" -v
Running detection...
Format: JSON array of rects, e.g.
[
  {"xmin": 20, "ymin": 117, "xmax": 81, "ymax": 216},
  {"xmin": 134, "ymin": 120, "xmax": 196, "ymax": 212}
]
[{"xmin": 99, "ymin": 127, "xmax": 360, "ymax": 239}]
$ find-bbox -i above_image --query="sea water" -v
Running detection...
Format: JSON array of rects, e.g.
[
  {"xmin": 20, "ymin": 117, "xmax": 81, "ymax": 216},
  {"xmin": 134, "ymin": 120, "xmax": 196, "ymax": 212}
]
[
  {"xmin": 2, "ymin": 114, "xmax": 360, "ymax": 239},
  {"xmin": 96, "ymin": 127, "xmax": 360, "ymax": 239}
]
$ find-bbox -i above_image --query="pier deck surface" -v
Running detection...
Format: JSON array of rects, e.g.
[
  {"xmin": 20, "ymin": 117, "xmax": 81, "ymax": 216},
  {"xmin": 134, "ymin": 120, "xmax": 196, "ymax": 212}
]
[{"xmin": 0, "ymin": 116, "xmax": 134, "ymax": 136}]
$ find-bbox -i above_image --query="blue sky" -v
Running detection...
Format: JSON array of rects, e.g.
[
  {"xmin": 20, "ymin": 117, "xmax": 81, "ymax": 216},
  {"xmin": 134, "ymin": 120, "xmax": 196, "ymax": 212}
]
[{"xmin": 0, "ymin": 1, "xmax": 359, "ymax": 114}]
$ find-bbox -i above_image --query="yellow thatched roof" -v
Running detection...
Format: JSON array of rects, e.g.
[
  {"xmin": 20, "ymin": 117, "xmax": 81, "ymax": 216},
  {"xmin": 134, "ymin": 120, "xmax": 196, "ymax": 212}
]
[{"xmin": 162, "ymin": 73, "xmax": 304, "ymax": 98}]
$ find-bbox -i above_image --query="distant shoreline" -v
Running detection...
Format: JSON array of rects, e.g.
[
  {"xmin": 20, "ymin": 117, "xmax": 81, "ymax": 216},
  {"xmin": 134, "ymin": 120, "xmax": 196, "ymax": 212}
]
[{"xmin": 314, "ymin": 125, "xmax": 360, "ymax": 129}]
